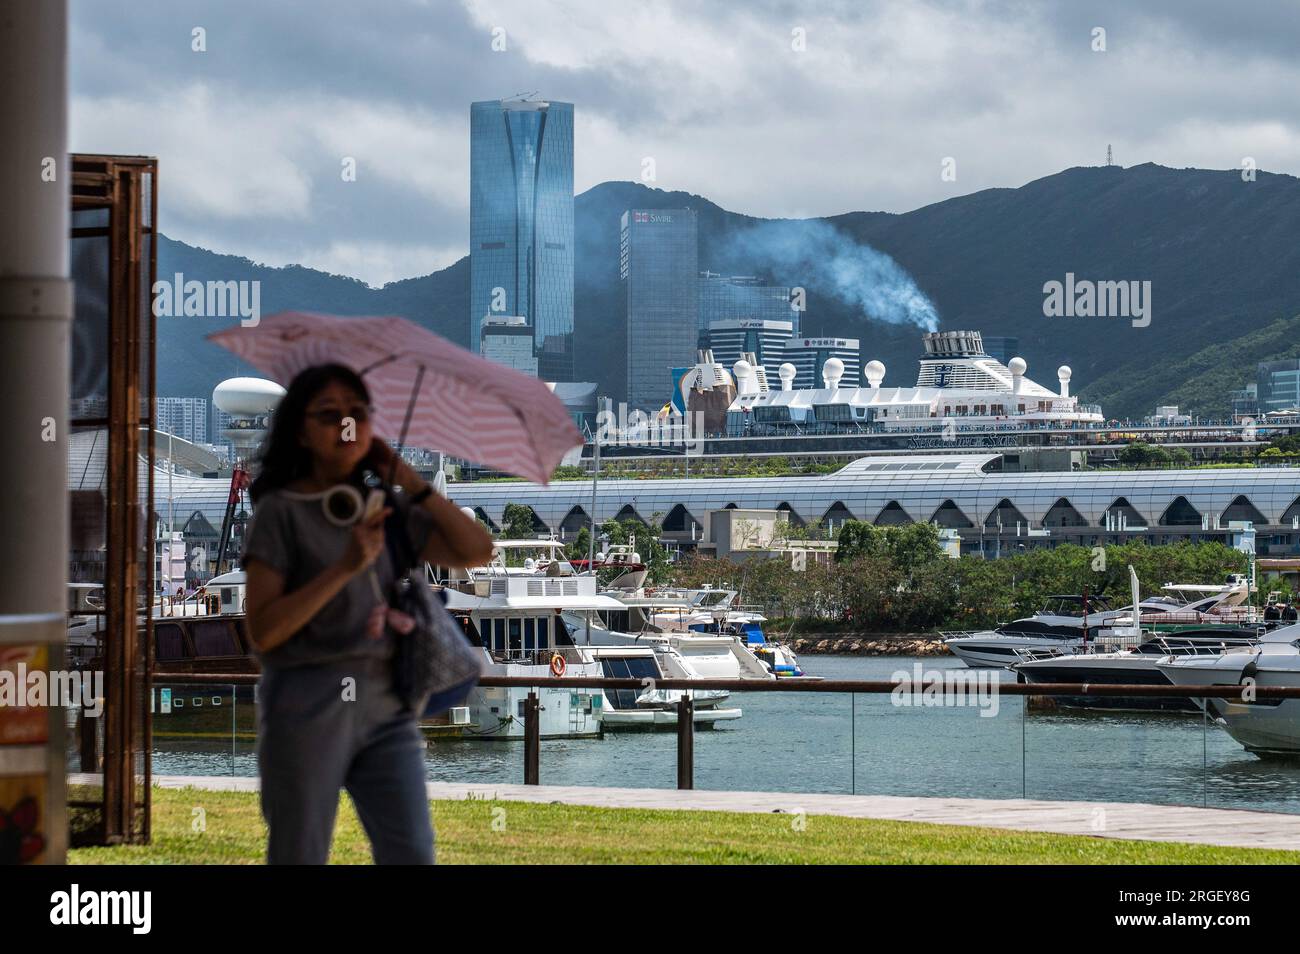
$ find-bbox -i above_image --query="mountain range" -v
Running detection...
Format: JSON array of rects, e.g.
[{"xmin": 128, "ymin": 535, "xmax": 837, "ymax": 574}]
[{"xmin": 156, "ymin": 162, "xmax": 1300, "ymax": 419}]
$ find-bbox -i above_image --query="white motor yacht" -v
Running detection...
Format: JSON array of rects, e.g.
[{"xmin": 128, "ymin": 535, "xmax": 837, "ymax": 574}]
[
  {"xmin": 569, "ymin": 588, "xmax": 775, "ymax": 681},
  {"xmin": 946, "ymin": 575, "xmax": 1258, "ymax": 669},
  {"xmin": 1012, "ymin": 567, "xmax": 1267, "ymax": 711},
  {"xmin": 1157, "ymin": 623, "xmax": 1300, "ymax": 757},
  {"xmin": 439, "ymin": 541, "xmax": 741, "ymax": 737}
]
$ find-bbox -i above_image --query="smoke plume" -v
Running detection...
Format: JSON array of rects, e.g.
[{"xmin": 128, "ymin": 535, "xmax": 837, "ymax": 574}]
[{"xmin": 721, "ymin": 219, "xmax": 939, "ymax": 331}]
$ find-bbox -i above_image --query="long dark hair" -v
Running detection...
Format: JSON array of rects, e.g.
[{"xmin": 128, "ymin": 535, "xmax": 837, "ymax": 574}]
[{"xmin": 249, "ymin": 364, "xmax": 371, "ymax": 503}]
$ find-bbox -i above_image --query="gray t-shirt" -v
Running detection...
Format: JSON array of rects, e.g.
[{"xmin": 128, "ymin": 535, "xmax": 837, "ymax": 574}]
[{"xmin": 242, "ymin": 487, "xmax": 436, "ymax": 670}]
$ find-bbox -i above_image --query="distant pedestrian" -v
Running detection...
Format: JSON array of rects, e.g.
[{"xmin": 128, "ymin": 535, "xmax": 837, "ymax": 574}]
[{"xmin": 243, "ymin": 364, "xmax": 493, "ymax": 865}]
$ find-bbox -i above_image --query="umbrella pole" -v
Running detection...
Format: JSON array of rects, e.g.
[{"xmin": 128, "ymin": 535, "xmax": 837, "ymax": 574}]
[{"xmin": 387, "ymin": 362, "xmax": 426, "ymax": 489}]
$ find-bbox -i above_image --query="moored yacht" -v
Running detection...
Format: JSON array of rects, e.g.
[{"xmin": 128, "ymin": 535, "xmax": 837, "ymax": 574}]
[
  {"xmin": 942, "ymin": 594, "xmax": 1128, "ymax": 667},
  {"xmin": 439, "ymin": 567, "xmax": 621, "ymax": 740},
  {"xmin": 1157, "ymin": 624, "xmax": 1300, "ymax": 757},
  {"xmin": 581, "ymin": 645, "xmax": 741, "ymax": 730},
  {"xmin": 1012, "ymin": 627, "xmax": 1267, "ymax": 712},
  {"xmin": 570, "ymin": 586, "xmax": 783, "ymax": 680},
  {"xmin": 945, "ymin": 575, "xmax": 1259, "ymax": 669}
]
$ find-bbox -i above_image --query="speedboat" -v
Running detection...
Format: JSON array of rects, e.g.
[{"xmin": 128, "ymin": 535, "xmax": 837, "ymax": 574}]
[
  {"xmin": 567, "ymin": 543, "xmax": 648, "ymax": 591},
  {"xmin": 946, "ymin": 575, "xmax": 1260, "ymax": 669},
  {"xmin": 580, "ymin": 645, "xmax": 741, "ymax": 730},
  {"xmin": 1157, "ymin": 624, "xmax": 1300, "ymax": 757},
  {"xmin": 1013, "ymin": 627, "xmax": 1267, "ymax": 712},
  {"xmin": 942, "ymin": 594, "xmax": 1129, "ymax": 667},
  {"xmin": 644, "ymin": 586, "xmax": 814, "ymax": 678},
  {"xmin": 572, "ymin": 585, "xmax": 810, "ymax": 679}
]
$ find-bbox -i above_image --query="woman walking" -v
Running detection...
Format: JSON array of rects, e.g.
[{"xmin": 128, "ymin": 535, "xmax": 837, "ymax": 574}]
[{"xmin": 242, "ymin": 364, "xmax": 493, "ymax": 864}]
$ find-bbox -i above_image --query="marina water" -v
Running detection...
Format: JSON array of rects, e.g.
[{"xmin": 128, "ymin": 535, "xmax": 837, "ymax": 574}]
[{"xmin": 151, "ymin": 655, "xmax": 1300, "ymax": 814}]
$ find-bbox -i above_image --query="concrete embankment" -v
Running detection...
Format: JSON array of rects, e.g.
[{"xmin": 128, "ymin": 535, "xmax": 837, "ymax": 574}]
[{"xmin": 788, "ymin": 634, "xmax": 951, "ymax": 656}]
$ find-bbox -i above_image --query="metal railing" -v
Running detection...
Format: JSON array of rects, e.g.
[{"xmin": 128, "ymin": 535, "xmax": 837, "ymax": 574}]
[{"xmin": 149, "ymin": 671, "xmax": 1300, "ymax": 793}]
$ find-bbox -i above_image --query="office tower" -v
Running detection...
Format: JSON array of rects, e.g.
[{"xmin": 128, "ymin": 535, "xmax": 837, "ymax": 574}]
[
  {"xmin": 699, "ymin": 318, "xmax": 793, "ymax": 372},
  {"xmin": 782, "ymin": 336, "xmax": 861, "ymax": 390},
  {"xmin": 622, "ymin": 209, "xmax": 699, "ymax": 410},
  {"xmin": 469, "ymin": 97, "xmax": 574, "ymax": 380},
  {"xmin": 479, "ymin": 315, "xmax": 539, "ymax": 375},
  {"xmin": 698, "ymin": 272, "xmax": 798, "ymax": 336},
  {"xmin": 1258, "ymin": 359, "xmax": 1300, "ymax": 414}
]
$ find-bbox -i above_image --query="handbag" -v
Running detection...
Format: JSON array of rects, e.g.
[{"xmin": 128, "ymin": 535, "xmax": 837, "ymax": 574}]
[{"xmin": 382, "ymin": 492, "xmax": 483, "ymax": 717}]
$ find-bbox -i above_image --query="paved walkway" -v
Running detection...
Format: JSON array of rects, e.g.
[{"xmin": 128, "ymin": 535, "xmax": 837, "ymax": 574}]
[{"xmin": 146, "ymin": 774, "xmax": 1300, "ymax": 851}]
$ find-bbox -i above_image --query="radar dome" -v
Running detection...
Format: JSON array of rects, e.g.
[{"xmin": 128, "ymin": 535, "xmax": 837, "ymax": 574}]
[
  {"xmin": 212, "ymin": 377, "xmax": 286, "ymax": 417},
  {"xmin": 822, "ymin": 357, "xmax": 845, "ymax": 388},
  {"xmin": 1008, "ymin": 357, "xmax": 1027, "ymax": 376},
  {"xmin": 1057, "ymin": 365, "xmax": 1072, "ymax": 381},
  {"xmin": 865, "ymin": 360, "xmax": 886, "ymax": 387}
]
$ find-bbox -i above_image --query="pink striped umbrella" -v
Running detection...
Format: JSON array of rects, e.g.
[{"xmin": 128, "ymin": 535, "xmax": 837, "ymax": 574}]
[{"xmin": 207, "ymin": 311, "xmax": 582, "ymax": 484}]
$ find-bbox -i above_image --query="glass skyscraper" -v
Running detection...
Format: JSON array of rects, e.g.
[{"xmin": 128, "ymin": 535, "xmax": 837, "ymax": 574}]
[
  {"xmin": 698, "ymin": 272, "xmax": 799, "ymax": 336},
  {"xmin": 470, "ymin": 98, "xmax": 574, "ymax": 380},
  {"xmin": 622, "ymin": 209, "xmax": 699, "ymax": 410}
]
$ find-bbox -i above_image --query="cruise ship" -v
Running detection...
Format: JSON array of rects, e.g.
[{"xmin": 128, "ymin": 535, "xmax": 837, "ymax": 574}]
[{"xmin": 719, "ymin": 330, "xmax": 1104, "ymax": 436}]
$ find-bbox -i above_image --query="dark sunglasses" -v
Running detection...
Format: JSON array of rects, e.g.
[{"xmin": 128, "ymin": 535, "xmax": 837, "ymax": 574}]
[{"xmin": 305, "ymin": 404, "xmax": 372, "ymax": 427}]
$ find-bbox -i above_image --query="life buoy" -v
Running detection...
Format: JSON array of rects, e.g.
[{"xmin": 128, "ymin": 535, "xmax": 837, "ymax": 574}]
[{"xmin": 549, "ymin": 653, "xmax": 566, "ymax": 677}]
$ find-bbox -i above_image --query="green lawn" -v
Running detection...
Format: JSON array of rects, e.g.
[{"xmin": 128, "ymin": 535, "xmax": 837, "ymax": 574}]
[{"xmin": 67, "ymin": 786, "xmax": 1300, "ymax": 864}]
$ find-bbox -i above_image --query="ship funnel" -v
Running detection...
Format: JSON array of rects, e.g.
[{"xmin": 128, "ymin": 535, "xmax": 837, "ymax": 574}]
[
  {"xmin": 1057, "ymin": 365, "xmax": 1072, "ymax": 398},
  {"xmin": 865, "ymin": 359, "xmax": 885, "ymax": 388},
  {"xmin": 778, "ymin": 362, "xmax": 797, "ymax": 391},
  {"xmin": 822, "ymin": 356, "xmax": 844, "ymax": 389},
  {"xmin": 1008, "ymin": 356, "xmax": 1026, "ymax": 395}
]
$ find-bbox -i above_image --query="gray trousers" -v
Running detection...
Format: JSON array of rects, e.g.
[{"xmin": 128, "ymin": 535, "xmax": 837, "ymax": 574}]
[{"xmin": 257, "ymin": 655, "xmax": 435, "ymax": 864}]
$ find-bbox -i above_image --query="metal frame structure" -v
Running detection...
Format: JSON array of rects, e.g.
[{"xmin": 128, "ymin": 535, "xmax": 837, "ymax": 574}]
[{"xmin": 68, "ymin": 154, "xmax": 157, "ymax": 845}]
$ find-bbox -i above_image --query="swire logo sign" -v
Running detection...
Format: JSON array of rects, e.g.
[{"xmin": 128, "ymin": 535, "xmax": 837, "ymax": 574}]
[{"xmin": 633, "ymin": 211, "xmax": 673, "ymax": 224}]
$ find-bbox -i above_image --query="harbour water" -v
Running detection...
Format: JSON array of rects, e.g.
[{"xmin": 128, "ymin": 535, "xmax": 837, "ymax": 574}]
[{"xmin": 152, "ymin": 655, "xmax": 1300, "ymax": 814}]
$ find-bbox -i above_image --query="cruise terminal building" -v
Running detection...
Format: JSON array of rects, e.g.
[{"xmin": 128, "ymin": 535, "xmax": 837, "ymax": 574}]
[{"xmin": 448, "ymin": 454, "xmax": 1300, "ymax": 558}]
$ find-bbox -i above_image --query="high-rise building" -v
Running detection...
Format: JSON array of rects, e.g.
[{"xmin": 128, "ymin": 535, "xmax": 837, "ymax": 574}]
[
  {"xmin": 698, "ymin": 272, "xmax": 798, "ymax": 336},
  {"xmin": 155, "ymin": 396, "xmax": 208, "ymax": 444},
  {"xmin": 699, "ymin": 318, "xmax": 793, "ymax": 372},
  {"xmin": 470, "ymin": 97, "xmax": 574, "ymax": 380},
  {"xmin": 981, "ymin": 335, "xmax": 1020, "ymax": 365},
  {"xmin": 1230, "ymin": 382, "xmax": 1259, "ymax": 422},
  {"xmin": 782, "ymin": 337, "xmax": 861, "ymax": 390},
  {"xmin": 622, "ymin": 208, "xmax": 699, "ymax": 410},
  {"xmin": 1258, "ymin": 360, "xmax": 1300, "ymax": 414},
  {"xmin": 479, "ymin": 315, "xmax": 539, "ymax": 375}
]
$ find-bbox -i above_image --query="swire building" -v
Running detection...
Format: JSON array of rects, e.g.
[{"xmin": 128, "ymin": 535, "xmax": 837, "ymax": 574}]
[{"xmin": 469, "ymin": 97, "xmax": 575, "ymax": 380}]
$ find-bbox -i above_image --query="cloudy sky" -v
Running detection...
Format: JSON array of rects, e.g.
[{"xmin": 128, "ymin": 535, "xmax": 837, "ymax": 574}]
[{"xmin": 70, "ymin": 0, "xmax": 1300, "ymax": 286}]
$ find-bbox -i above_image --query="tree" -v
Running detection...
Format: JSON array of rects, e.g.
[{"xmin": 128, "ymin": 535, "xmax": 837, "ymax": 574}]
[
  {"xmin": 501, "ymin": 503, "xmax": 539, "ymax": 540},
  {"xmin": 835, "ymin": 520, "xmax": 884, "ymax": 562},
  {"xmin": 1118, "ymin": 442, "xmax": 1171, "ymax": 466}
]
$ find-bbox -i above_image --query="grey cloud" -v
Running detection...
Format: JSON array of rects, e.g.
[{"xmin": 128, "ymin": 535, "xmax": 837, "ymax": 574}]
[{"xmin": 70, "ymin": 0, "xmax": 1300, "ymax": 285}]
